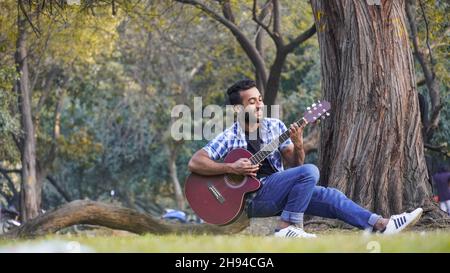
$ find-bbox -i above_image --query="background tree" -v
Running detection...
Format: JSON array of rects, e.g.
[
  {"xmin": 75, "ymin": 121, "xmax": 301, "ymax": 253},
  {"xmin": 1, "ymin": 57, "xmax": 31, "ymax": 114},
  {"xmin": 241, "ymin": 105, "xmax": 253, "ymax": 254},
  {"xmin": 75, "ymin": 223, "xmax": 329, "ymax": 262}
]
[
  {"xmin": 405, "ymin": 0, "xmax": 446, "ymax": 143},
  {"xmin": 173, "ymin": 0, "xmax": 317, "ymax": 107},
  {"xmin": 310, "ymin": 0, "xmax": 447, "ymax": 222},
  {"xmin": 15, "ymin": 1, "xmax": 40, "ymax": 221}
]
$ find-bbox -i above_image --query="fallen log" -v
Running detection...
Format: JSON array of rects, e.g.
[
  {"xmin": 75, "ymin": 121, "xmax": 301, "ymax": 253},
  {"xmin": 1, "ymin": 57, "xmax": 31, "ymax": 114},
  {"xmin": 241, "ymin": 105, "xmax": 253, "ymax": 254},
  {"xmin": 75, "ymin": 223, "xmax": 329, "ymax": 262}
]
[{"xmin": 1, "ymin": 200, "xmax": 250, "ymax": 239}]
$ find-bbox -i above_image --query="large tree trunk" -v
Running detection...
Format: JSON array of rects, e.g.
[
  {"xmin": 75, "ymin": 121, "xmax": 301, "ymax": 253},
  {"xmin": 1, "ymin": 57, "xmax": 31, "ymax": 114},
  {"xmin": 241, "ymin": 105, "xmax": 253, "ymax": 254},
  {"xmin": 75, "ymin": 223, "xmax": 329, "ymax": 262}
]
[
  {"xmin": 0, "ymin": 200, "xmax": 249, "ymax": 239},
  {"xmin": 310, "ymin": 0, "xmax": 433, "ymax": 217},
  {"xmin": 15, "ymin": 13, "xmax": 40, "ymax": 221},
  {"xmin": 264, "ymin": 51, "xmax": 288, "ymax": 111}
]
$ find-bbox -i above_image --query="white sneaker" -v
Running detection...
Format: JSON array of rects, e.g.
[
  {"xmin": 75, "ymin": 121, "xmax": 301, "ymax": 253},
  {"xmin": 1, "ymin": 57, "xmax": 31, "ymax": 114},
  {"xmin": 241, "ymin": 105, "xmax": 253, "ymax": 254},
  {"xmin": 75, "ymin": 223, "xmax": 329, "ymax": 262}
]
[
  {"xmin": 274, "ymin": 225, "xmax": 317, "ymax": 238},
  {"xmin": 382, "ymin": 208, "xmax": 423, "ymax": 235}
]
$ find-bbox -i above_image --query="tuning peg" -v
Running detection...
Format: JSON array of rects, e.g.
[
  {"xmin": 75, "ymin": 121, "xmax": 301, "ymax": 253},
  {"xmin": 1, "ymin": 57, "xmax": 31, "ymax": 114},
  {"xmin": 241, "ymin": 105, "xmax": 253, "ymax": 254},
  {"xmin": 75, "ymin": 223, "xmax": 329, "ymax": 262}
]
[
  {"xmin": 326, "ymin": 112, "xmax": 330, "ymax": 116},
  {"xmin": 318, "ymin": 100, "xmax": 321, "ymax": 103},
  {"xmin": 307, "ymin": 107, "xmax": 311, "ymax": 110},
  {"xmin": 312, "ymin": 103, "xmax": 317, "ymax": 107}
]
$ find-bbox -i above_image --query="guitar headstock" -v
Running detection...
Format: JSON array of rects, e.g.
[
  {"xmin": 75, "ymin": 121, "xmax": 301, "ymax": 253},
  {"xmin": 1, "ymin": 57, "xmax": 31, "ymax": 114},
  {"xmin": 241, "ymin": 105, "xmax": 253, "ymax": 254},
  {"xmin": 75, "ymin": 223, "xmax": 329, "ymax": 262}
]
[{"xmin": 303, "ymin": 100, "xmax": 331, "ymax": 123}]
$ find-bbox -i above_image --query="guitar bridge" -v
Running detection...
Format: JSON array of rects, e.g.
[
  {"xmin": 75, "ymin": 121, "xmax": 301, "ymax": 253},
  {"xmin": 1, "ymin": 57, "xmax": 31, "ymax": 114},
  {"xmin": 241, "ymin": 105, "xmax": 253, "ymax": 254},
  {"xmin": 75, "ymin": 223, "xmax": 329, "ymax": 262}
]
[{"xmin": 207, "ymin": 182, "xmax": 225, "ymax": 204}]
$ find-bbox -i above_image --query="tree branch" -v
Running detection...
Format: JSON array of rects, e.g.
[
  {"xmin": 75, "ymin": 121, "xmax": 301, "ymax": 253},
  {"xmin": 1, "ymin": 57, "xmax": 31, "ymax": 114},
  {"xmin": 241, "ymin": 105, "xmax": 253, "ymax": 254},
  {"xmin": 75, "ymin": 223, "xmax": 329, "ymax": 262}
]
[
  {"xmin": 0, "ymin": 168, "xmax": 19, "ymax": 197},
  {"xmin": 46, "ymin": 175, "xmax": 72, "ymax": 202},
  {"xmin": 284, "ymin": 24, "xmax": 317, "ymax": 54},
  {"xmin": 0, "ymin": 190, "xmax": 11, "ymax": 203},
  {"xmin": 424, "ymin": 143, "xmax": 449, "ymax": 157},
  {"xmin": 429, "ymin": 26, "xmax": 450, "ymax": 52},
  {"xmin": 33, "ymin": 66, "xmax": 58, "ymax": 128},
  {"xmin": 417, "ymin": 78, "xmax": 426, "ymax": 86},
  {"xmin": 428, "ymin": 103, "xmax": 445, "ymax": 130},
  {"xmin": 220, "ymin": 0, "xmax": 235, "ymax": 24},
  {"xmin": 252, "ymin": 0, "xmax": 280, "ymax": 46},
  {"xmin": 0, "ymin": 167, "xmax": 21, "ymax": 174},
  {"xmin": 11, "ymin": 132, "xmax": 22, "ymax": 155},
  {"xmin": 253, "ymin": 0, "xmax": 272, "ymax": 36},
  {"xmin": 30, "ymin": 19, "xmax": 55, "ymax": 93},
  {"xmin": 418, "ymin": 0, "xmax": 434, "ymax": 66},
  {"xmin": 47, "ymin": 89, "xmax": 64, "ymax": 163},
  {"xmin": 175, "ymin": 0, "xmax": 268, "ymax": 87},
  {"xmin": 18, "ymin": 0, "xmax": 41, "ymax": 36},
  {"xmin": 272, "ymin": 0, "xmax": 281, "ymax": 38}
]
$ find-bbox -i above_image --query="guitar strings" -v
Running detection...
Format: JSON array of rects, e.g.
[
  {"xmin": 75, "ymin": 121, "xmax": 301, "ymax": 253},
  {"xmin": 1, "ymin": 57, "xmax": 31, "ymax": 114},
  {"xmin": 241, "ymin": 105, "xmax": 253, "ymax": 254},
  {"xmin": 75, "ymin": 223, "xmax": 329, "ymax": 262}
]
[{"xmin": 249, "ymin": 119, "xmax": 306, "ymax": 165}]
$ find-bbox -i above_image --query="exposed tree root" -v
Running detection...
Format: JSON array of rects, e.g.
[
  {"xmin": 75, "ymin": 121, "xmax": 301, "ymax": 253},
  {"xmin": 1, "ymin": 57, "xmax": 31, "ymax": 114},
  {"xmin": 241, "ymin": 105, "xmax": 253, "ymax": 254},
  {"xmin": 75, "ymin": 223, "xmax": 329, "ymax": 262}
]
[{"xmin": 416, "ymin": 198, "xmax": 450, "ymax": 229}]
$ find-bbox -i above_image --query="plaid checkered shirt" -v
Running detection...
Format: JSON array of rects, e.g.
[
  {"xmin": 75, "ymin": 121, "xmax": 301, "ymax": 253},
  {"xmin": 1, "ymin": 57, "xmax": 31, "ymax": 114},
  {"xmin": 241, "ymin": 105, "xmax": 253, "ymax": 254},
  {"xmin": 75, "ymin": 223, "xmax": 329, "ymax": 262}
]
[{"xmin": 202, "ymin": 118, "xmax": 293, "ymax": 178}]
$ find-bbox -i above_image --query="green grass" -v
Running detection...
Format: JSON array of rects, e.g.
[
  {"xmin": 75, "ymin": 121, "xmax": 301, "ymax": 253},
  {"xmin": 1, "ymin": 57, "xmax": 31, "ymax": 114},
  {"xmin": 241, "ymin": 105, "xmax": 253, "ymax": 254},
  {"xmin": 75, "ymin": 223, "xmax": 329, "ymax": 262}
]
[{"xmin": 1, "ymin": 229, "xmax": 450, "ymax": 253}]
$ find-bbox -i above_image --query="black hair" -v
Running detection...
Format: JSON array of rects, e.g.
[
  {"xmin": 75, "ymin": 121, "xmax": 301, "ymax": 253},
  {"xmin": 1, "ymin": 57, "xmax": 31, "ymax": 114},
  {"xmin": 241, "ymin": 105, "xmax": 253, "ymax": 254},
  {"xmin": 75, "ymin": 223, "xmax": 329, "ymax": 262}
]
[{"xmin": 226, "ymin": 79, "xmax": 256, "ymax": 105}]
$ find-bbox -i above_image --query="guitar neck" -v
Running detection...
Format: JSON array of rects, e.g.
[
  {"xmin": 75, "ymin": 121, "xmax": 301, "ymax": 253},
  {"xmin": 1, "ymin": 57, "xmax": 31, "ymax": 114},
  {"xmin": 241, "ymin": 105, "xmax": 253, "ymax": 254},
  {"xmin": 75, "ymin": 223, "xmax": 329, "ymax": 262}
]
[{"xmin": 249, "ymin": 118, "xmax": 307, "ymax": 165}]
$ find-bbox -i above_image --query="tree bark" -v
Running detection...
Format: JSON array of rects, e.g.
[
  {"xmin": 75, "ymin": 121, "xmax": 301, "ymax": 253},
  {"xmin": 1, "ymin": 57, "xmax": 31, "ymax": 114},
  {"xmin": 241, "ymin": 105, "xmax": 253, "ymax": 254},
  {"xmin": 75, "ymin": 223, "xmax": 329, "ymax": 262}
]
[
  {"xmin": 167, "ymin": 142, "xmax": 186, "ymax": 210},
  {"xmin": 264, "ymin": 51, "xmax": 288, "ymax": 111},
  {"xmin": 310, "ymin": 0, "xmax": 434, "ymax": 217},
  {"xmin": 1, "ymin": 200, "xmax": 249, "ymax": 239},
  {"xmin": 254, "ymin": 1, "xmax": 270, "ymax": 94},
  {"xmin": 15, "ymin": 11, "xmax": 40, "ymax": 221}
]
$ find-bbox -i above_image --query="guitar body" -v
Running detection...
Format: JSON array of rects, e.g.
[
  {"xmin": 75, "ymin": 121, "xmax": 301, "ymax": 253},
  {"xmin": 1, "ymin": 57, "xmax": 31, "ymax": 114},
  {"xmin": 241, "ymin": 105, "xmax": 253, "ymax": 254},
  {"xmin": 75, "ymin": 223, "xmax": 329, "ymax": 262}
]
[{"xmin": 184, "ymin": 148, "xmax": 261, "ymax": 225}]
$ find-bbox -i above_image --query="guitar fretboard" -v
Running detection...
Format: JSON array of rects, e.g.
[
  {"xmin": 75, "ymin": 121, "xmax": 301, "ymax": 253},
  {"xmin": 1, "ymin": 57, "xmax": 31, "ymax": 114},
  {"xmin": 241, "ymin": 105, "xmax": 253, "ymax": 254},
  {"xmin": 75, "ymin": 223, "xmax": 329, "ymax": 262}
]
[{"xmin": 249, "ymin": 118, "xmax": 307, "ymax": 165}]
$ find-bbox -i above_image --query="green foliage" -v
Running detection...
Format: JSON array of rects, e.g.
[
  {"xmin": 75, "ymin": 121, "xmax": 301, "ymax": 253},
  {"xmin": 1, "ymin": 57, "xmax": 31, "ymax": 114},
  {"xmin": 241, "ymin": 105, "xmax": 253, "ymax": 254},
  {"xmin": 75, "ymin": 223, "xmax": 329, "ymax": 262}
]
[
  {"xmin": 0, "ymin": 66, "xmax": 20, "ymax": 162},
  {"xmin": 414, "ymin": 0, "xmax": 450, "ymax": 149},
  {"xmin": 0, "ymin": 67, "xmax": 19, "ymax": 134}
]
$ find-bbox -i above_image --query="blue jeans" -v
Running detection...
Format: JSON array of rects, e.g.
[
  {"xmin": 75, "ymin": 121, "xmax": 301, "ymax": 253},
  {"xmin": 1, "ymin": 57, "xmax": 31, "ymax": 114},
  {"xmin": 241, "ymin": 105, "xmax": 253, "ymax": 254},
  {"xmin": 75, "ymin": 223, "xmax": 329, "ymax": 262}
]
[{"xmin": 247, "ymin": 164, "xmax": 381, "ymax": 229}]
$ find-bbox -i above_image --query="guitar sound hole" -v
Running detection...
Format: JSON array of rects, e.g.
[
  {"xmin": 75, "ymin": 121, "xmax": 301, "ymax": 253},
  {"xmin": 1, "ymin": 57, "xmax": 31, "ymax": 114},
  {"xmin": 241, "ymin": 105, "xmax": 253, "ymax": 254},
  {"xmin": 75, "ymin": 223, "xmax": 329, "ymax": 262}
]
[{"xmin": 226, "ymin": 174, "xmax": 246, "ymax": 186}]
